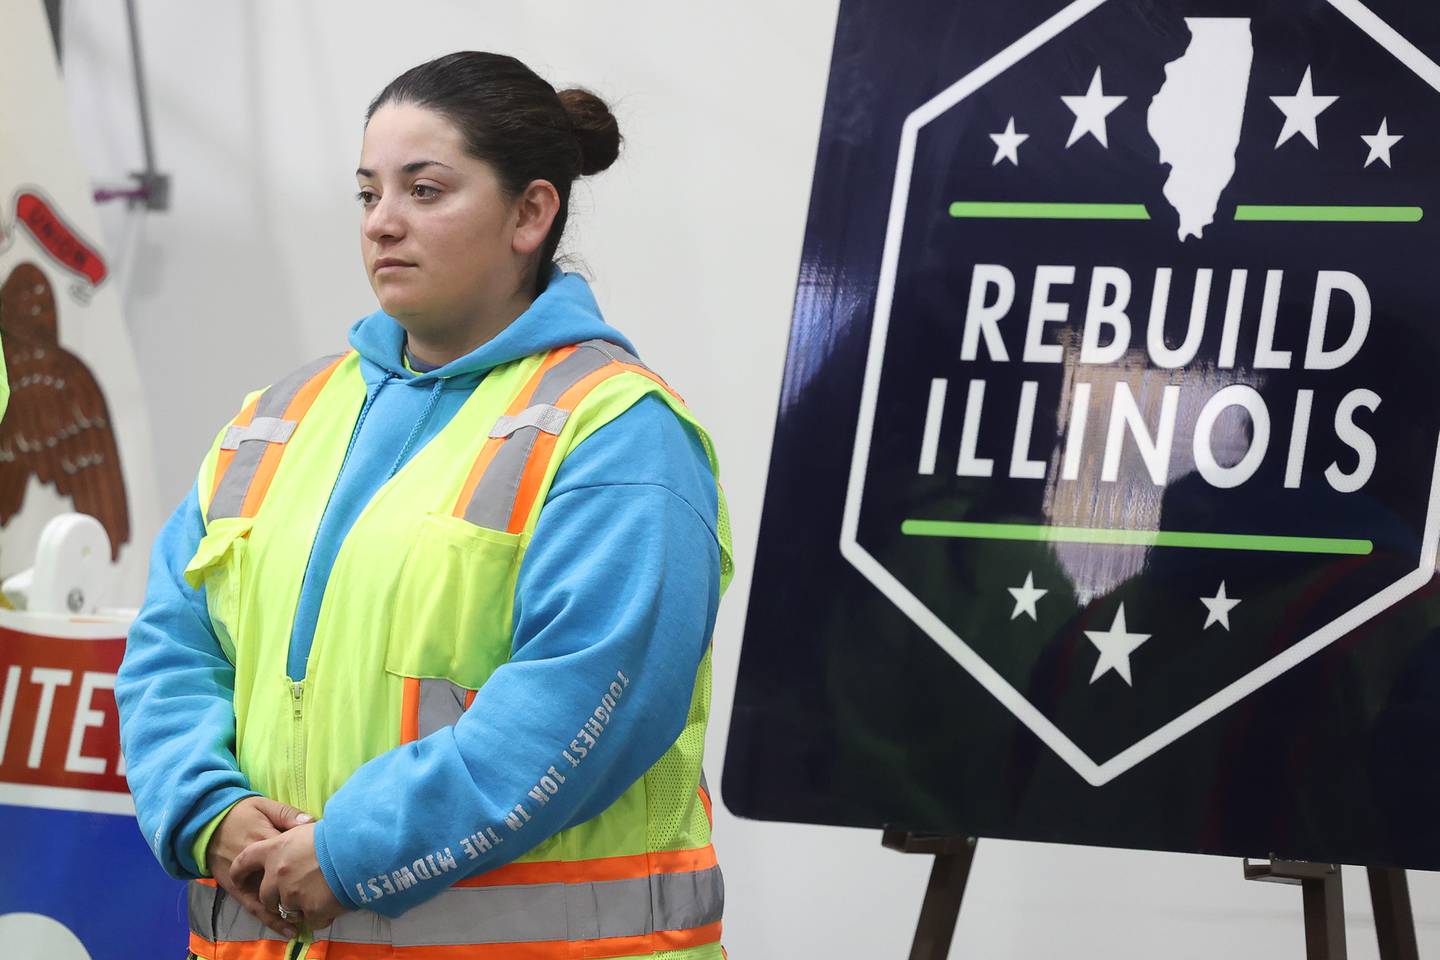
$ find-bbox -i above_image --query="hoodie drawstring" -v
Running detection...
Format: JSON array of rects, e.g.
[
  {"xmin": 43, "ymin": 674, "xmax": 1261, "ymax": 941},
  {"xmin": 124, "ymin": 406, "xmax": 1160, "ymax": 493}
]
[
  {"xmin": 344, "ymin": 372, "xmax": 395, "ymax": 470},
  {"xmin": 388, "ymin": 377, "xmax": 445, "ymax": 479}
]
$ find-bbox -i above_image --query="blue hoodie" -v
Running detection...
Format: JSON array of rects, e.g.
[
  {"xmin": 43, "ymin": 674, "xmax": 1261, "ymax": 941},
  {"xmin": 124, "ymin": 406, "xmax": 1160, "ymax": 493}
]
[{"xmin": 116, "ymin": 268, "xmax": 723, "ymax": 918}]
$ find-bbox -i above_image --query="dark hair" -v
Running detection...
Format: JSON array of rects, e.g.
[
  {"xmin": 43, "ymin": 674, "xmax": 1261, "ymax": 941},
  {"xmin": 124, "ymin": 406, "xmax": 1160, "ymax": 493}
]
[{"xmin": 366, "ymin": 52, "xmax": 622, "ymax": 296}]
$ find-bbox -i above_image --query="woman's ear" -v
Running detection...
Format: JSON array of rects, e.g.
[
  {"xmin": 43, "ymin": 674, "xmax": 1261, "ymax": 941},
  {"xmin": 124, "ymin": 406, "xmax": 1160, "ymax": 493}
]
[{"xmin": 511, "ymin": 179, "xmax": 561, "ymax": 257}]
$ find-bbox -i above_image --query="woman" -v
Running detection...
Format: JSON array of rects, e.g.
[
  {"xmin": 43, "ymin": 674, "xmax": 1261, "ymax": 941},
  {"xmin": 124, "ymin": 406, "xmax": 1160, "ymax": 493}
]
[{"xmin": 117, "ymin": 51, "xmax": 731, "ymax": 959}]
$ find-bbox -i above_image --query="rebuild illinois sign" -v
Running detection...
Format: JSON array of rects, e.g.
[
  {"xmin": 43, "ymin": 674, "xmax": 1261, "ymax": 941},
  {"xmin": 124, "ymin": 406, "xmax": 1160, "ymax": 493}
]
[{"xmin": 726, "ymin": 0, "xmax": 1440, "ymax": 866}]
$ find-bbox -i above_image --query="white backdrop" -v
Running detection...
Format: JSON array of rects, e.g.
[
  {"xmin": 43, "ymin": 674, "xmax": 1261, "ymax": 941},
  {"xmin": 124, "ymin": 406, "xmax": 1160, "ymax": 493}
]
[{"xmin": 56, "ymin": 1, "xmax": 1440, "ymax": 955}]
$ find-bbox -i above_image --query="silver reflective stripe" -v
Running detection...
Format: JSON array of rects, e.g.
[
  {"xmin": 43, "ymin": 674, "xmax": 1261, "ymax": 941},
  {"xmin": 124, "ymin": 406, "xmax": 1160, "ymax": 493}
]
[
  {"xmin": 531, "ymin": 341, "xmax": 630, "ymax": 406},
  {"xmin": 207, "ymin": 433, "xmax": 267, "ymax": 522},
  {"xmin": 319, "ymin": 863, "xmax": 724, "ymax": 947},
  {"xmin": 574, "ymin": 338, "xmax": 645, "ymax": 369},
  {"xmin": 186, "ymin": 881, "xmax": 215, "ymax": 942},
  {"xmin": 462, "ymin": 430, "xmax": 532, "ymax": 529},
  {"xmin": 207, "ymin": 354, "xmax": 344, "ymax": 522},
  {"xmin": 193, "ymin": 851, "xmax": 720, "ymax": 948},
  {"xmin": 187, "ymin": 881, "xmax": 288, "ymax": 944},
  {"xmin": 490, "ymin": 403, "xmax": 570, "ymax": 439},
  {"xmin": 221, "ymin": 416, "xmax": 296, "ymax": 450},
  {"xmin": 462, "ymin": 342, "xmax": 641, "ymax": 530},
  {"xmin": 416, "ymin": 677, "xmax": 468, "ymax": 738},
  {"xmin": 650, "ymin": 860, "xmax": 725, "ymax": 936}
]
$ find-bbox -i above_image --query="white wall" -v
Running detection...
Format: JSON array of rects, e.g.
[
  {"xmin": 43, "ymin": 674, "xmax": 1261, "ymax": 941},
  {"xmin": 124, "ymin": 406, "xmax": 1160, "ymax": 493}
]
[{"xmin": 58, "ymin": 1, "xmax": 1440, "ymax": 955}]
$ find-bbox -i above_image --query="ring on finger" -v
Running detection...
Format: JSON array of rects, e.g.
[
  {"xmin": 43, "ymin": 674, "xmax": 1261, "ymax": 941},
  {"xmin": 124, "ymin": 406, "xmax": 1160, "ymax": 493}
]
[{"xmin": 278, "ymin": 904, "xmax": 300, "ymax": 921}]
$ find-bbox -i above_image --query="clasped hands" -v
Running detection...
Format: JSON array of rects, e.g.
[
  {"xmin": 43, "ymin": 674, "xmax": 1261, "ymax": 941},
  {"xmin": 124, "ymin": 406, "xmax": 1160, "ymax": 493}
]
[{"xmin": 206, "ymin": 797, "xmax": 348, "ymax": 940}]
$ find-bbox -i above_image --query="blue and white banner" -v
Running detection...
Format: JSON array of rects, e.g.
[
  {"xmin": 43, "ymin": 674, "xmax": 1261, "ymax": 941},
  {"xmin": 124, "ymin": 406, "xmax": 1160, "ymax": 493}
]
[{"xmin": 0, "ymin": 610, "xmax": 185, "ymax": 957}]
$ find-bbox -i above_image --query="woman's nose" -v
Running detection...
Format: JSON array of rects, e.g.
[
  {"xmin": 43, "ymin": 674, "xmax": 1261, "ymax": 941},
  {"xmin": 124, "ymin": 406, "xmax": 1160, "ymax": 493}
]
[{"xmin": 364, "ymin": 194, "xmax": 405, "ymax": 243}]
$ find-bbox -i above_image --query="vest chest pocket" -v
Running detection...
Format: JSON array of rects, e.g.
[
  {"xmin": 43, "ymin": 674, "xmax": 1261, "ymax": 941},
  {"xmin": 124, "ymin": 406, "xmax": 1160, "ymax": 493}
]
[
  {"xmin": 386, "ymin": 513, "xmax": 528, "ymax": 737},
  {"xmin": 183, "ymin": 516, "xmax": 254, "ymax": 664}
]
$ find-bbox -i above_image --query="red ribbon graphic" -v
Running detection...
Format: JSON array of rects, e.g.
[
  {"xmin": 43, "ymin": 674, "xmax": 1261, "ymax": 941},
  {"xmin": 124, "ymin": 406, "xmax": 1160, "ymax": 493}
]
[{"xmin": 13, "ymin": 191, "xmax": 108, "ymax": 287}]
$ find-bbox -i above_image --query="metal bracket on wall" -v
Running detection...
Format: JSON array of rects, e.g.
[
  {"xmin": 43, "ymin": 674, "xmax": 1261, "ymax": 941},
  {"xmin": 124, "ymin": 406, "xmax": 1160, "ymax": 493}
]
[{"xmin": 48, "ymin": 0, "xmax": 171, "ymax": 210}]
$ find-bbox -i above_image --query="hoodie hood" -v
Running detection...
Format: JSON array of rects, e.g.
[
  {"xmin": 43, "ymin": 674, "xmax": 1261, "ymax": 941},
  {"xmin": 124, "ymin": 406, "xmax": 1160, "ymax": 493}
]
[{"xmin": 347, "ymin": 265, "xmax": 637, "ymax": 390}]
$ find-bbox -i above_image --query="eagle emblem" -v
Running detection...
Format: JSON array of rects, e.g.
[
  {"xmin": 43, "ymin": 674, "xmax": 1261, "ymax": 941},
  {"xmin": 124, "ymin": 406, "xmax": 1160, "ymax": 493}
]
[{"xmin": 0, "ymin": 262, "xmax": 129, "ymax": 559}]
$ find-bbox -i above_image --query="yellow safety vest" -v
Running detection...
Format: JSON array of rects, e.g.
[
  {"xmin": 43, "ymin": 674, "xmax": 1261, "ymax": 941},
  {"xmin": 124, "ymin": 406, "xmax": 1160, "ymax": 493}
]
[{"xmin": 182, "ymin": 339, "xmax": 732, "ymax": 959}]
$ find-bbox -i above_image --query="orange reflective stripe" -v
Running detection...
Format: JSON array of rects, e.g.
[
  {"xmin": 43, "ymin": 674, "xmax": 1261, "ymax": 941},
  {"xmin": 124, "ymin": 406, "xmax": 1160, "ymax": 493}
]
[
  {"xmin": 505, "ymin": 361, "xmax": 678, "ymax": 533},
  {"xmin": 188, "ymin": 933, "xmax": 290, "ymax": 960},
  {"xmin": 455, "ymin": 844, "xmax": 717, "ymax": 888},
  {"xmin": 452, "ymin": 346, "xmax": 577, "ymax": 518},
  {"xmin": 196, "ymin": 877, "xmax": 218, "ymax": 888},
  {"xmin": 238, "ymin": 355, "xmax": 347, "ymax": 518},
  {"xmin": 698, "ymin": 784, "xmax": 713, "ymax": 825},
  {"xmin": 505, "ymin": 431, "xmax": 559, "ymax": 533},
  {"xmin": 208, "ymin": 394, "xmax": 261, "ymax": 507},
  {"xmin": 302, "ymin": 921, "xmax": 721, "ymax": 959},
  {"xmin": 399, "ymin": 676, "xmax": 421, "ymax": 744}
]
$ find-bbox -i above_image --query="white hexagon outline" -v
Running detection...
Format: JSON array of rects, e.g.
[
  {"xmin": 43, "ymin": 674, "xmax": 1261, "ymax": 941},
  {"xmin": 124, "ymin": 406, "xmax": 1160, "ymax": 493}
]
[{"xmin": 839, "ymin": 0, "xmax": 1440, "ymax": 786}]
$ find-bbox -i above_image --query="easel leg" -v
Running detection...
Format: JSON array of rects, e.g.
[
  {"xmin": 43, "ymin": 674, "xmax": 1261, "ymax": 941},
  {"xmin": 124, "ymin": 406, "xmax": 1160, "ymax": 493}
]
[
  {"xmin": 1243, "ymin": 860, "xmax": 1346, "ymax": 960},
  {"xmin": 911, "ymin": 841, "xmax": 976, "ymax": 959},
  {"xmin": 1367, "ymin": 868, "xmax": 1418, "ymax": 960},
  {"xmin": 1301, "ymin": 867, "xmax": 1346, "ymax": 960},
  {"xmin": 882, "ymin": 831, "xmax": 978, "ymax": 960}
]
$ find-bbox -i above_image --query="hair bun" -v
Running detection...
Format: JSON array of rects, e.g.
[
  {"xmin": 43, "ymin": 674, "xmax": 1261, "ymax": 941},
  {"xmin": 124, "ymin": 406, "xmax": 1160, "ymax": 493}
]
[{"xmin": 559, "ymin": 88, "xmax": 621, "ymax": 176}]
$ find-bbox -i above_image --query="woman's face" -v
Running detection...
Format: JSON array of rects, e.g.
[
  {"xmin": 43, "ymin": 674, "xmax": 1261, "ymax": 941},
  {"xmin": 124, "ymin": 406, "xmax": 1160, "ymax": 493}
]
[{"xmin": 356, "ymin": 103, "xmax": 519, "ymax": 337}]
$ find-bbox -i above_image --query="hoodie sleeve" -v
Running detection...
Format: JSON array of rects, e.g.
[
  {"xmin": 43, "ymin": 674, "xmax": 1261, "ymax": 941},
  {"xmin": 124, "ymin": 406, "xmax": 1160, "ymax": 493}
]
[
  {"xmin": 312, "ymin": 394, "xmax": 722, "ymax": 916},
  {"xmin": 115, "ymin": 484, "xmax": 258, "ymax": 879}
]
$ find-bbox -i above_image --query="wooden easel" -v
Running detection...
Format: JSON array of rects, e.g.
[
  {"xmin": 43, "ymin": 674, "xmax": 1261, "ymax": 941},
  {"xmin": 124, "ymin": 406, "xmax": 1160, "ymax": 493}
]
[{"xmin": 884, "ymin": 831, "xmax": 1419, "ymax": 959}]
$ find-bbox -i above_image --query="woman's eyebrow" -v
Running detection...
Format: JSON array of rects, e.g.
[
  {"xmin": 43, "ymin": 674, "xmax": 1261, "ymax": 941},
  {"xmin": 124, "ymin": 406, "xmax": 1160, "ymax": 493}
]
[{"xmin": 355, "ymin": 160, "xmax": 456, "ymax": 178}]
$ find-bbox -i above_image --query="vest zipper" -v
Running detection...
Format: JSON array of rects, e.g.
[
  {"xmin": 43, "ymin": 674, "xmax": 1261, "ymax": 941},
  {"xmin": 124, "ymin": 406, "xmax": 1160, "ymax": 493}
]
[
  {"xmin": 289, "ymin": 682, "xmax": 311, "ymax": 958},
  {"xmin": 290, "ymin": 680, "xmax": 307, "ymax": 808}
]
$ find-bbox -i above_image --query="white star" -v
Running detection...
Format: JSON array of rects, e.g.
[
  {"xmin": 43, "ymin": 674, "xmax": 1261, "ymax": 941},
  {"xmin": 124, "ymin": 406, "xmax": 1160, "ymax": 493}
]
[
  {"xmin": 1270, "ymin": 66, "xmax": 1338, "ymax": 149},
  {"xmin": 1061, "ymin": 67, "xmax": 1126, "ymax": 148},
  {"xmin": 1200, "ymin": 581, "xmax": 1242, "ymax": 631},
  {"xmin": 1362, "ymin": 117, "xmax": 1403, "ymax": 168},
  {"xmin": 1007, "ymin": 572, "xmax": 1047, "ymax": 621},
  {"xmin": 1084, "ymin": 604, "xmax": 1151, "ymax": 686},
  {"xmin": 989, "ymin": 116, "xmax": 1030, "ymax": 166}
]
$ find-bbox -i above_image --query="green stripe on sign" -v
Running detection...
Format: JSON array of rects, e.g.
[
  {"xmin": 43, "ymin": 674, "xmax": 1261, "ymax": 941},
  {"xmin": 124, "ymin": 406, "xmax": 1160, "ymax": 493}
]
[
  {"xmin": 1234, "ymin": 204, "xmax": 1423, "ymax": 223},
  {"xmin": 948, "ymin": 202, "xmax": 1151, "ymax": 220},
  {"xmin": 900, "ymin": 520, "xmax": 1373, "ymax": 556}
]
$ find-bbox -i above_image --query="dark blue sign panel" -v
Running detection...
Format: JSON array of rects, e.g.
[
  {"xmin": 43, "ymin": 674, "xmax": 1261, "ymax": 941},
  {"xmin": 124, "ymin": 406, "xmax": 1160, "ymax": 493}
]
[{"xmin": 724, "ymin": 0, "xmax": 1440, "ymax": 867}]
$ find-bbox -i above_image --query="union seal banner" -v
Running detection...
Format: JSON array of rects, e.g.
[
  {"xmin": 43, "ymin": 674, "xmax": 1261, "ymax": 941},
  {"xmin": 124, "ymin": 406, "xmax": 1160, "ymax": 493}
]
[{"xmin": 725, "ymin": 0, "xmax": 1440, "ymax": 867}]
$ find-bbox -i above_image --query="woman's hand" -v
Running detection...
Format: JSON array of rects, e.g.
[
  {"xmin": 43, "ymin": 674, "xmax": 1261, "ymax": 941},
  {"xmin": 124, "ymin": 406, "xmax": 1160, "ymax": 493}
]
[
  {"xmin": 207, "ymin": 797, "xmax": 313, "ymax": 939},
  {"xmin": 231, "ymin": 822, "xmax": 348, "ymax": 932}
]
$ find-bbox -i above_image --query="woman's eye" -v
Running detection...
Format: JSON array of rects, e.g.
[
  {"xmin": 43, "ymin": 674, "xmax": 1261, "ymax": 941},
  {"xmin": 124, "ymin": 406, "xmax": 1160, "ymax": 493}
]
[
  {"xmin": 354, "ymin": 189, "xmax": 377, "ymax": 205},
  {"xmin": 412, "ymin": 184, "xmax": 439, "ymax": 200}
]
